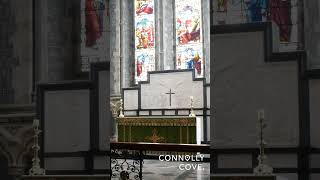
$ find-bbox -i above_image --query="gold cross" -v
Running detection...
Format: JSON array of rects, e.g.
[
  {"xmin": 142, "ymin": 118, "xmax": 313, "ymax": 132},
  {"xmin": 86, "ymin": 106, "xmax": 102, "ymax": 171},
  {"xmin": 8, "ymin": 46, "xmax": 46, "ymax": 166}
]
[{"xmin": 144, "ymin": 128, "xmax": 165, "ymax": 143}]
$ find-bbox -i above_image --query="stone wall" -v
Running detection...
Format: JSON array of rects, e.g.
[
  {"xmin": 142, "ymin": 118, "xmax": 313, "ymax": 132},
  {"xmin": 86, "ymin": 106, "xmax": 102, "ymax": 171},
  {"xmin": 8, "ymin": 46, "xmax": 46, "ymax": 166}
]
[
  {"xmin": 11, "ymin": 0, "xmax": 33, "ymax": 104},
  {"xmin": 0, "ymin": 0, "xmax": 32, "ymax": 104},
  {"xmin": 211, "ymin": 32, "xmax": 299, "ymax": 148},
  {"xmin": 35, "ymin": 0, "xmax": 79, "ymax": 82}
]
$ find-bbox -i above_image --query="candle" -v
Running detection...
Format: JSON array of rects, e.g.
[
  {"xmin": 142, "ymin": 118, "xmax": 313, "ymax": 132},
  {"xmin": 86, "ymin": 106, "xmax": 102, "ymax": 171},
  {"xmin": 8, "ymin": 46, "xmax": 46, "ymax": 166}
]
[
  {"xmin": 258, "ymin": 109, "xmax": 265, "ymax": 120},
  {"xmin": 33, "ymin": 119, "xmax": 39, "ymax": 127}
]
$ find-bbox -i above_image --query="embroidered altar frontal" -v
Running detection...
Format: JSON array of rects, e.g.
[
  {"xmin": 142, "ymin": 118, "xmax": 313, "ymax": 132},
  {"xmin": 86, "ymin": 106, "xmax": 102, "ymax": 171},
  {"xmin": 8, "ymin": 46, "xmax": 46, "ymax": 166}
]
[{"xmin": 117, "ymin": 117, "xmax": 197, "ymax": 144}]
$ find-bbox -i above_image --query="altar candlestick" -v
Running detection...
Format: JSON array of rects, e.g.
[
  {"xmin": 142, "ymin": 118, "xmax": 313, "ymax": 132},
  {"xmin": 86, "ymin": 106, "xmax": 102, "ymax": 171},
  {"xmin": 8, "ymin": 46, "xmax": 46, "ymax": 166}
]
[
  {"xmin": 119, "ymin": 99, "xmax": 124, "ymax": 118},
  {"xmin": 29, "ymin": 119, "xmax": 45, "ymax": 175},
  {"xmin": 258, "ymin": 109, "xmax": 265, "ymax": 120},
  {"xmin": 33, "ymin": 119, "xmax": 39, "ymax": 127},
  {"xmin": 189, "ymin": 96, "xmax": 196, "ymax": 117},
  {"xmin": 254, "ymin": 109, "xmax": 273, "ymax": 175}
]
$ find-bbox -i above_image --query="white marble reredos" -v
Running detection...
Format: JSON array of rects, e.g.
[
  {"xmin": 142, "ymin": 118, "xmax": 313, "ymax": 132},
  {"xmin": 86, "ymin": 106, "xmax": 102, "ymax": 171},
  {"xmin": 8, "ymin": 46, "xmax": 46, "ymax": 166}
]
[
  {"xmin": 141, "ymin": 71, "xmax": 204, "ymax": 109},
  {"xmin": 124, "ymin": 89, "xmax": 138, "ymax": 110}
]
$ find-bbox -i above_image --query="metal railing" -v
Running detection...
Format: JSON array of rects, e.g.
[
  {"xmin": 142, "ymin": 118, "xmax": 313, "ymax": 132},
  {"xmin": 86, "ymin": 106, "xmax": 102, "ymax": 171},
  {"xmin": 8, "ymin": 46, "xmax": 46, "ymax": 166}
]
[{"xmin": 110, "ymin": 142, "xmax": 210, "ymax": 179}]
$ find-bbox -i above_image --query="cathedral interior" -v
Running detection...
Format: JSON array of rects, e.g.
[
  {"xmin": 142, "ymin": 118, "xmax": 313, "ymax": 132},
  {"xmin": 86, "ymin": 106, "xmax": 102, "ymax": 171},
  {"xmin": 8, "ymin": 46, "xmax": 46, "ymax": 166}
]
[{"xmin": 0, "ymin": 0, "xmax": 320, "ymax": 180}]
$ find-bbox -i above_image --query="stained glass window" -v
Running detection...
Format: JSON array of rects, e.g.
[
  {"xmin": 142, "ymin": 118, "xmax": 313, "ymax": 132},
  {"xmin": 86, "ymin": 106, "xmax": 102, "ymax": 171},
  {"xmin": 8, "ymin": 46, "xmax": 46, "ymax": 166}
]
[
  {"xmin": 212, "ymin": 0, "xmax": 299, "ymax": 51},
  {"xmin": 134, "ymin": 0, "xmax": 155, "ymax": 83},
  {"xmin": 81, "ymin": 0, "xmax": 108, "ymax": 72},
  {"xmin": 175, "ymin": 0, "xmax": 204, "ymax": 77}
]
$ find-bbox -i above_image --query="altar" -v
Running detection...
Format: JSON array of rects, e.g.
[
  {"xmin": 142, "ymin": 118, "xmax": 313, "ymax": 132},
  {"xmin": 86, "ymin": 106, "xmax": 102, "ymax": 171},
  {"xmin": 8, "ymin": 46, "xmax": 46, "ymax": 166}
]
[{"xmin": 117, "ymin": 116, "xmax": 202, "ymax": 144}]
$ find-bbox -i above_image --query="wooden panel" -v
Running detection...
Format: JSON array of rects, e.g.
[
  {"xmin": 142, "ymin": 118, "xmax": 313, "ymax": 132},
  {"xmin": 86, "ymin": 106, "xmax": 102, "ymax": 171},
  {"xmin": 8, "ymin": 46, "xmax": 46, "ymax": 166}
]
[
  {"xmin": 98, "ymin": 70, "xmax": 111, "ymax": 151},
  {"xmin": 44, "ymin": 157, "xmax": 85, "ymax": 171},
  {"xmin": 217, "ymin": 154, "xmax": 252, "ymax": 168}
]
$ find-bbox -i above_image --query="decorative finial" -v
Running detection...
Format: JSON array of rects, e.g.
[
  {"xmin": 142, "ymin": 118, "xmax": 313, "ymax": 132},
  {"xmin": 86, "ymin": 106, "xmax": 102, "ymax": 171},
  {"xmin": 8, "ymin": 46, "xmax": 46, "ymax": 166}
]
[
  {"xmin": 110, "ymin": 98, "xmax": 124, "ymax": 118},
  {"xmin": 29, "ymin": 119, "xmax": 45, "ymax": 176},
  {"xmin": 254, "ymin": 109, "xmax": 273, "ymax": 176},
  {"xmin": 110, "ymin": 97, "xmax": 124, "ymax": 142},
  {"xmin": 189, "ymin": 96, "xmax": 196, "ymax": 117}
]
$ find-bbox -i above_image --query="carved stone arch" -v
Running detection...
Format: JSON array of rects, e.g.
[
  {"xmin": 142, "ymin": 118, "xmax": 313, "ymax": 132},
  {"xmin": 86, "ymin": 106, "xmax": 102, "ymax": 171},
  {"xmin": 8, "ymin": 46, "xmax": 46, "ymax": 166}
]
[
  {"xmin": 0, "ymin": 126, "xmax": 15, "ymax": 164},
  {"xmin": 0, "ymin": 138, "xmax": 13, "ymax": 165},
  {"xmin": 0, "ymin": 125, "xmax": 33, "ymax": 166}
]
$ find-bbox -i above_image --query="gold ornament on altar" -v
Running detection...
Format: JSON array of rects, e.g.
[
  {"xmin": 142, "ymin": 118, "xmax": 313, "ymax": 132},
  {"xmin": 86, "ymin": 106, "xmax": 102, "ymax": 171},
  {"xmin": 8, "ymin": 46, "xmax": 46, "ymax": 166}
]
[
  {"xmin": 189, "ymin": 96, "xmax": 196, "ymax": 117},
  {"xmin": 144, "ymin": 128, "xmax": 166, "ymax": 143},
  {"xmin": 29, "ymin": 119, "xmax": 45, "ymax": 176},
  {"xmin": 254, "ymin": 109, "xmax": 273, "ymax": 176}
]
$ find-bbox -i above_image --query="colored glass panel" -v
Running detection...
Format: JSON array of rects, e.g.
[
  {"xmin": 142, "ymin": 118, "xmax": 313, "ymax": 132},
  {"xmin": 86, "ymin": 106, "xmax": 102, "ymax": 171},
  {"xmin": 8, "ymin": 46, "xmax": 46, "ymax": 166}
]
[
  {"xmin": 135, "ymin": 0, "xmax": 155, "ymax": 83},
  {"xmin": 212, "ymin": 0, "xmax": 297, "ymax": 50},
  {"xmin": 135, "ymin": 15, "xmax": 155, "ymax": 49},
  {"xmin": 81, "ymin": 0, "xmax": 108, "ymax": 72},
  {"xmin": 135, "ymin": 49, "xmax": 155, "ymax": 82},
  {"xmin": 176, "ymin": 46, "xmax": 203, "ymax": 77},
  {"xmin": 175, "ymin": 0, "xmax": 203, "ymax": 78}
]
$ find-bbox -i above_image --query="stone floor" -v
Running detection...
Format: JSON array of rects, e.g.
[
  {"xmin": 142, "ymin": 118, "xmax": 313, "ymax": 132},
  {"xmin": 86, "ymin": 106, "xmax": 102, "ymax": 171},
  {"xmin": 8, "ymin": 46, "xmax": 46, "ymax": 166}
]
[{"xmin": 112, "ymin": 160, "xmax": 210, "ymax": 180}]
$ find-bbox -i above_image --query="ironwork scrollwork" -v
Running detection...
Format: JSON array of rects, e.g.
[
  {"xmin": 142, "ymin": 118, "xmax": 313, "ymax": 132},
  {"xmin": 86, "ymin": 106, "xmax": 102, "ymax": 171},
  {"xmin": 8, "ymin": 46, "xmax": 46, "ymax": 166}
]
[{"xmin": 111, "ymin": 149, "xmax": 144, "ymax": 180}]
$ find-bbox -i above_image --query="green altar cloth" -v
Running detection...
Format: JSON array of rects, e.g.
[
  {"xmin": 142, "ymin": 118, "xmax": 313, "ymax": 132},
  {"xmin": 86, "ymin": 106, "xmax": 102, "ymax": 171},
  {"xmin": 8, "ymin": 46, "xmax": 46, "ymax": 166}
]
[{"xmin": 117, "ymin": 117, "xmax": 197, "ymax": 144}]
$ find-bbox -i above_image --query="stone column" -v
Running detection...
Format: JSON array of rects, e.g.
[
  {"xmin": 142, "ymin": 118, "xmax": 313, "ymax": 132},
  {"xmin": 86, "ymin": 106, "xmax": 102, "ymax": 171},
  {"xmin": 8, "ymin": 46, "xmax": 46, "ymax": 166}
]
[
  {"xmin": 121, "ymin": 0, "xmax": 134, "ymax": 88},
  {"xmin": 162, "ymin": 0, "xmax": 175, "ymax": 70},
  {"xmin": 35, "ymin": 0, "xmax": 49, "ymax": 82},
  {"xmin": 202, "ymin": 0, "xmax": 211, "ymax": 83},
  {"xmin": 155, "ymin": 0, "xmax": 163, "ymax": 71},
  {"xmin": 109, "ymin": 0, "xmax": 122, "ymax": 140},
  {"xmin": 109, "ymin": 0, "xmax": 121, "ymax": 97}
]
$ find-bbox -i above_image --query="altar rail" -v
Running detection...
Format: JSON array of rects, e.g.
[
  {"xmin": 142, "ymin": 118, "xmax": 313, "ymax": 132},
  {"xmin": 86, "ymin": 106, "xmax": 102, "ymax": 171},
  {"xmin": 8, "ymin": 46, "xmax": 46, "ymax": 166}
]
[{"xmin": 110, "ymin": 142, "xmax": 210, "ymax": 179}]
